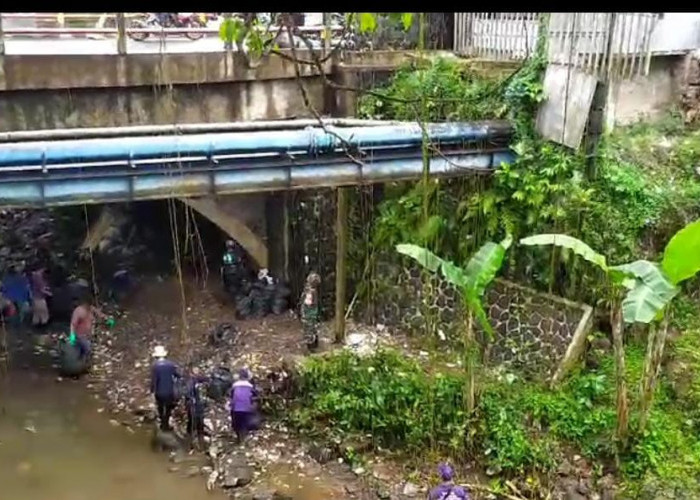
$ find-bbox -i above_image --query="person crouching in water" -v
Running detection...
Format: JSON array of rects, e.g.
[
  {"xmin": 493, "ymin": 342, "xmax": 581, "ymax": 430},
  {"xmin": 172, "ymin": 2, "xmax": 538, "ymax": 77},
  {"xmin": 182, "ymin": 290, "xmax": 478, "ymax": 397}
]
[
  {"xmin": 428, "ymin": 463, "xmax": 470, "ymax": 500},
  {"xmin": 230, "ymin": 368, "xmax": 257, "ymax": 444},
  {"xmin": 185, "ymin": 364, "xmax": 208, "ymax": 449},
  {"xmin": 150, "ymin": 345, "xmax": 181, "ymax": 432},
  {"xmin": 1, "ymin": 263, "xmax": 32, "ymax": 327},
  {"xmin": 299, "ymin": 272, "xmax": 321, "ymax": 351}
]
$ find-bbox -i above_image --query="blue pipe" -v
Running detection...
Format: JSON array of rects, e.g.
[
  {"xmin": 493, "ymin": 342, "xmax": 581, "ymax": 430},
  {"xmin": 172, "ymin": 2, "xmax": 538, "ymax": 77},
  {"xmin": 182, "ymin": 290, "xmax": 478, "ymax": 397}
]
[
  {"xmin": 0, "ymin": 150, "xmax": 515, "ymax": 208},
  {"xmin": 0, "ymin": 122, "xmax": 511, "ymax": 167}
]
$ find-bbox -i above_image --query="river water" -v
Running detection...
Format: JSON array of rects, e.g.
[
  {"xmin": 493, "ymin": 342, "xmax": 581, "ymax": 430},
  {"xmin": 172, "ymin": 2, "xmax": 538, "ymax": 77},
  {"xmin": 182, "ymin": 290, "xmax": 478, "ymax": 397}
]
[{"xmin": 0, "ymin": 334, "xmax": 227, "ymax": 500}]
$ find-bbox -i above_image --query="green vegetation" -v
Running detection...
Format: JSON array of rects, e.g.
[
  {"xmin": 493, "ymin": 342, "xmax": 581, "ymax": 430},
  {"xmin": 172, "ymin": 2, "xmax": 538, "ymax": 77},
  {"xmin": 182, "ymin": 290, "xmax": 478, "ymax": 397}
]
[
  {"xmin": 294, "ymin": 43, "xmax": 700, "ymax": 497},
  {"xmin": 293, "ymin": 343, "xmax": 700, "ymax": 497},
  {"xmin": 254, "ymin": 14, "xmax": 700, "ymax": 498},
  {"xmin": 396, "ymin": 237, "xmax": 512, "ymax": 413}
]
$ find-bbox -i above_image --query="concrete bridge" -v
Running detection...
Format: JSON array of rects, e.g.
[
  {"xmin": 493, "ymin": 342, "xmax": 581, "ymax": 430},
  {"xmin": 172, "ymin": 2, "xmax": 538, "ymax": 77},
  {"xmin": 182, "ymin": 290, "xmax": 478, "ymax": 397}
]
[
  {"xmin": 0, "ymin": 118, "xmax": 514, "ymax": 267},
  {"xmin": 0, "ymin": 47, "xmax": 516, "ymax": 336}
]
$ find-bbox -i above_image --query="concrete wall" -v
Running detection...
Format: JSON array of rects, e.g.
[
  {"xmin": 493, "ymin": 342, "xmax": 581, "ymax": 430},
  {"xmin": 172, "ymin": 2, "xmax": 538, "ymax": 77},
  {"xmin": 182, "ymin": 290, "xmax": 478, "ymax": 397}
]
[
  {"xmin": 0, "ymin": 79, "xmax": 325, "ymax": 130},
  {"xmin": 0, "ymin": 50, "xmax": 438, "ymax": 132},
  {"xmin": 651, "ymin": 13, "xmax": 700, "ymax": 54},
  {"xmin": 607, "ymin": 55, "xmax": 685, "ymax": 126}
]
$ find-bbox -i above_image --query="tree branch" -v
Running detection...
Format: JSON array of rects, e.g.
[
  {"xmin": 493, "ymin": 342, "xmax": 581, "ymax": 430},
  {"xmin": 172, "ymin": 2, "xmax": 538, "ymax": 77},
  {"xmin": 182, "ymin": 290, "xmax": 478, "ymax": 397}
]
[{"xmin": 283, "ymin": 22, "xmax": 365, "ymax": 167}]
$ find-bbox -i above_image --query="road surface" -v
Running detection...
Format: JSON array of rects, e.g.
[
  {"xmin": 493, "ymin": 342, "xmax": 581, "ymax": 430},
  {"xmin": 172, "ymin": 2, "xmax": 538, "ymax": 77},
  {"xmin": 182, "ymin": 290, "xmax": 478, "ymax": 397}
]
[{"xmin": 3, "ymin": 35, "xmax": 226, "ymax": 55}]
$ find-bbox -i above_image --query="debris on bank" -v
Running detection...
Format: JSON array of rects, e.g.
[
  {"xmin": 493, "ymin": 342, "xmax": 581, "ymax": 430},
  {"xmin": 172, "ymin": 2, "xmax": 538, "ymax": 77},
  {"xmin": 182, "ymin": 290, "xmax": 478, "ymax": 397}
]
[{"xmin": 83, "ymin": 278, "xmax": 392, "ymax": 499}]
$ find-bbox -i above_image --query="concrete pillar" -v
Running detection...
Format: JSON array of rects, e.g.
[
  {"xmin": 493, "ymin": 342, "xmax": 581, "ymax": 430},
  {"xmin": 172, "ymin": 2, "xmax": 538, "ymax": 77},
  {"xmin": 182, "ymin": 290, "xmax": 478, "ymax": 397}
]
[
  {"xmin": 264, "ymin": 191, "xmax": 289, "ymax": 280},
  {"xmin": 116, "ymin": 13, "xmax": 126, "ymax": 55}
]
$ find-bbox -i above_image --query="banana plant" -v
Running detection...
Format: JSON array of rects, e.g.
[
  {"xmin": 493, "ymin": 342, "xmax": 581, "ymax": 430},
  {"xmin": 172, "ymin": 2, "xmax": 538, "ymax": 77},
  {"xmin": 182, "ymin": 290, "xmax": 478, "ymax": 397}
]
[
  {"xmin": 636, "ymin": 218, "xmax": 700, "ymax": 432},
  {"xmin": 519, "ymin": 233, "xmax": 678, "ymax": 446},
  {"xmin": 396, "ymin": 235, "xmax": 512, "ymax": 413},
  {"xmin": 522, "ymin": 220, "xmax": 700, "ymax": 435}
]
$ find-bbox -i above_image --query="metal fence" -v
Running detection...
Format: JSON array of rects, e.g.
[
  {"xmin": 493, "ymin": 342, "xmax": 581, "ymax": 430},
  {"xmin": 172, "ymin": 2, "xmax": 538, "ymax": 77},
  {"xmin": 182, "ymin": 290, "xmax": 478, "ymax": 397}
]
[
  {"xmin": 454, "ymin": 13, "xmax": 540, "ymax": 60},
  {"xmin": 454, "ymin": 12, "xmax": 661, "ymax": 80}
]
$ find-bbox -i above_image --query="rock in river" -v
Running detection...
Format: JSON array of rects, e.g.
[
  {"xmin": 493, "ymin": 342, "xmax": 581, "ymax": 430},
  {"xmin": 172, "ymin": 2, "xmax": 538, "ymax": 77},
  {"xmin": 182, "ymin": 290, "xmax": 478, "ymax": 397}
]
[
  {"xmin": 150, "ymin": 429, "xmax": 183, "ymax": 453},
  {"xmin": 222, "ymin": 464, "xmax": 254, "ymax": 488}
]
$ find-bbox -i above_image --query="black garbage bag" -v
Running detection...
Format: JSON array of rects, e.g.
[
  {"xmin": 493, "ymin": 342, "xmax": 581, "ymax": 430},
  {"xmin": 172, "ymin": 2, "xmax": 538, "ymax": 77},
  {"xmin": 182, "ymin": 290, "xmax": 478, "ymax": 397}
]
[
  {"xmin": 235, "ymin": 295, "xmax": 253, "ymax": 319},
  {"xmin": 271, "ymin": 296, "xmax": 288, "ymax": 315},
  {"xmin": 274, "ymin": 283, "xmax": 291, "ymax": 299},
  {"xmin": 250, "ymin": 288, "xmax": 269, "ymax": 318},
  {"xmin": 208, "ymin": 322, "xmax": 237, "ymax": 346},
  {"xmin": 58, "ymin": 340, "xmax": 89, "ymax": 377},
  {"xmin": 207, "ymin": 366, "xmax": 234, "ymax": 402},
  {"xmin": 174, "ymin": 377, "xmax": 187, "ymax": 402},
  {"xmin": 109, "ymin": 269, "xmax": 132, "ymax": 303},
  {"xmin": 150, "ymin": 427, "xmax": 184, "ymax": 453}
]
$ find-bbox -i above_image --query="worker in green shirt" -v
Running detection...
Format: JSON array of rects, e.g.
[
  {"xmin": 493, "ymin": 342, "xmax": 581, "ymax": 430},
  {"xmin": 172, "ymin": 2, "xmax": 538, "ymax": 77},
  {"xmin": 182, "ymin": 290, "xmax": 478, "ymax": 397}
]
[{"xmin": 221, "ymin": 240, "xmax": 241, "ymax": 295}]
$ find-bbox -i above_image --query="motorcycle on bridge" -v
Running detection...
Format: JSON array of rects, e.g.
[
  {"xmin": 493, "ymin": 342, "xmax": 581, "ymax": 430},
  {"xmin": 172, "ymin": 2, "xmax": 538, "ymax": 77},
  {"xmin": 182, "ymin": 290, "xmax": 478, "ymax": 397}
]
[{"xmin": 127, "ymin": 13, "xmax": 209, "ymax": 41}]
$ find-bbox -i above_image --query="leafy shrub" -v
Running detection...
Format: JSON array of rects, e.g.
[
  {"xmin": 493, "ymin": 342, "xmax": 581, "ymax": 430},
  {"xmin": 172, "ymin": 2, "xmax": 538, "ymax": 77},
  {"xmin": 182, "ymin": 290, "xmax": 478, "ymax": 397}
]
[
  {"xmin": 296, "ymin": 349, "xmax": 467, "ymax": 452},
  {"xmin": 294, "ymin": 346, "xmax": 700, "ymax": 491}
]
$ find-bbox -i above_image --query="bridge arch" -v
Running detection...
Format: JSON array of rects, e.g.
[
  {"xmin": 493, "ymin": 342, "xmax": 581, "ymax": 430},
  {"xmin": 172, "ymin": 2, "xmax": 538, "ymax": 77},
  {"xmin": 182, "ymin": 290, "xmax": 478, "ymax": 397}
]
[{"xmin": 179, "ymin": 197, "xmax": 269, "ymax": 270}]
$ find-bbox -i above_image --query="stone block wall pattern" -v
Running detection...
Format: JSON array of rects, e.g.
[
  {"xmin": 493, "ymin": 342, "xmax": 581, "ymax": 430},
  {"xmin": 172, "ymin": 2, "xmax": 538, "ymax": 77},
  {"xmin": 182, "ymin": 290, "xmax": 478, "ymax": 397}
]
[{"xmin": 374, "ymin": 263, "xmax": 593, "ymax": 381}]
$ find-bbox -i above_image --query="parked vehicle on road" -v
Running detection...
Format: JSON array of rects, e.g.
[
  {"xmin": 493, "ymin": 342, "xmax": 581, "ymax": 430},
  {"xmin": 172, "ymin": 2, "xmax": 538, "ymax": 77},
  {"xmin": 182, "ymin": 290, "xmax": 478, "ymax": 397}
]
[{"xmin": 127, "ymin": 13, "xmax": 208, "ymax": 41}]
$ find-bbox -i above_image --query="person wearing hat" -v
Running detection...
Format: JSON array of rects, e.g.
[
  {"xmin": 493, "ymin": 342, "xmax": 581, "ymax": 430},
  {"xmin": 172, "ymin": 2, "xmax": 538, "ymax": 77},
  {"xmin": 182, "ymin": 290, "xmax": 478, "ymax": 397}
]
[
  {"xmin": 230, "ymin": 368, "xmax": 258, "ymax": 443},
  {"xmin": 150, "ymin": 345, "xmax": 181, "ymax": 432},
  {"xmin": 428, "ymin": 463, "xmax": 469, "ymax": 500}
]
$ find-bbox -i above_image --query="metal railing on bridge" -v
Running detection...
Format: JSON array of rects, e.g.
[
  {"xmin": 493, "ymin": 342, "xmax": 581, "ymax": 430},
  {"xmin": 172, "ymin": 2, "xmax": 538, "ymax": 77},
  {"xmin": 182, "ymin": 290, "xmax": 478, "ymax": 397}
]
[{"xmin": 0, "ymin": 12, "xmax": 341, "ymax": 55}]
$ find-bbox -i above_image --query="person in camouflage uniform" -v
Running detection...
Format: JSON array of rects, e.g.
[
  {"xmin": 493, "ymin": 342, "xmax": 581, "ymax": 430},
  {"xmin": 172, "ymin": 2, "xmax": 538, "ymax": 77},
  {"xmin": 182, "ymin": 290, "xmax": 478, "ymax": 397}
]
[
  {"xmin": 300, "ymin": 272, "xmax": 321, "ymax": 351},
  {"xmin": 221, "ymin": 240, "xmax": 240, "ymax": 295}
]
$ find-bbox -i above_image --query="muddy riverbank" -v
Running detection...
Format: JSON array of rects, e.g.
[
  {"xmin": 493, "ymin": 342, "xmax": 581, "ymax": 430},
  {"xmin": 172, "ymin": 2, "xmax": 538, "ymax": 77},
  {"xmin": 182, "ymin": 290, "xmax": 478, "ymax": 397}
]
[
  {"xmin": 0, "ymin": 331, "xmax": 229, "ymax": 500},
  {"xmin": 74, "ymin": 277, "xmax": 392, "ymax": 499}
]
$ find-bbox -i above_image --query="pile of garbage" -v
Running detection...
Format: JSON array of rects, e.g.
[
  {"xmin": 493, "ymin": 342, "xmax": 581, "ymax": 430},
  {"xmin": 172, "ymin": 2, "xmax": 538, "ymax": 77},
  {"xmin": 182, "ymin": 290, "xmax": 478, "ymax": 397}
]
[
  {"xmin": 0, "ymin": 209, "xmax": 62, "ymax": 272},
  {"xmin": 232, "ymin": 270, "xmax": 292, "ymax": 320},
  {"xmin": 91, "ymin": 206, "xmax": 151, "ymax": 271}
]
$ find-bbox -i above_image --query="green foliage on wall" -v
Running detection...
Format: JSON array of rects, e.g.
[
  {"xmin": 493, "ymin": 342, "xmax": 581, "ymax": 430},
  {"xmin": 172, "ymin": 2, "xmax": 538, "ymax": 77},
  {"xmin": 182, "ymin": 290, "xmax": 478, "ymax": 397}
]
[{"xmin": 355, "ymin": 53, "xmax": 700, "ymax": 305}]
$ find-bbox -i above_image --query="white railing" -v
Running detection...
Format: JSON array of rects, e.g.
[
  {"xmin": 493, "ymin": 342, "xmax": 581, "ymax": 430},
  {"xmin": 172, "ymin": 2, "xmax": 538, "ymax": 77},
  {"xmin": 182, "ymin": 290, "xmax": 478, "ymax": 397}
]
[
  {"xmin": 454, "ymin": 13, "xmax": 540, "ymax": 60},
  {"xmin": 454, "ymin": 12, "xmax": 662, "ymax": 80},
  {"xmin": 547, "ymin": 13, "xmax": 659, "ymax": 80}
]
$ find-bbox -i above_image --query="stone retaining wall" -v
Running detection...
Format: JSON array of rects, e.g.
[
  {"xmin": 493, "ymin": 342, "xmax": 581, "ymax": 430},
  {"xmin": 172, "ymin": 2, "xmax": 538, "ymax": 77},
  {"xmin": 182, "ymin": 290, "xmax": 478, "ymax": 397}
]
[{"xmin": 373, "ymin": 263, "xmax": 593, "ymax": 381}]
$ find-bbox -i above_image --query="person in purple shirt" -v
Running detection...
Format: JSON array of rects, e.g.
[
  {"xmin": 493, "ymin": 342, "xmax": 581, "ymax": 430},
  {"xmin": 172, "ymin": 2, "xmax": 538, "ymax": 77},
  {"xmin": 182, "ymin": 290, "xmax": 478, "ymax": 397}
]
[
  {"xmin": 150, "ymin": 345, "xmax": 181, "ymax": 431},
  {"xmin": 428, "ymin": 463, "xmax": 470, "ymax": 500},
  {"xmin": 230, "ymin": 368, "xmax": 258, "ymax": 443}
]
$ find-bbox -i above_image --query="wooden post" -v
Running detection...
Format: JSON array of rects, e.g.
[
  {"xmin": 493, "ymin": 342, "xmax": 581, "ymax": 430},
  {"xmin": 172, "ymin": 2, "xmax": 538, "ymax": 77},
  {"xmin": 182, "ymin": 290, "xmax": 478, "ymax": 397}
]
[
  {"xmin": 116, "ymin": 13, "xmax": 126, "ymax": 55},
  {"xmin": 283, "ymin": 191, "xmax": 290, "ymax": 283},
  {"xmin": 334, "ymin": 186, "xmax": 349, "ymax": 343},
  {"xmin": 322, "ymin": 12, "xmax": 331, "ymax": 58}
]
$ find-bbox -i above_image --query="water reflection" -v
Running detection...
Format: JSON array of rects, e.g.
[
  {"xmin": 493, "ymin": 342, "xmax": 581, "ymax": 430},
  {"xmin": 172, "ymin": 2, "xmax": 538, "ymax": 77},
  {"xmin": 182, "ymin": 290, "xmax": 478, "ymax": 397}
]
[{"xmin": 0, "ymin": 370, "xmax": 227, "ymax": 500}]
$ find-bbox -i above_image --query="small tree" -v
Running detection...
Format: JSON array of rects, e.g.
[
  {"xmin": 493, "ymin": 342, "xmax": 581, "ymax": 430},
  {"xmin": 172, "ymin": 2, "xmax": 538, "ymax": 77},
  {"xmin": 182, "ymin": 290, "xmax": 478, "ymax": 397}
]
[
  {"xmin": 396, "ymin": 235, "xmax": 512, "ymax": 413},
  {"xmin": 519, "ymin": 234, "xmax": 678, "ymax": 447},
  {"xmin": 637, "ymin": 218, "xmax": 700, "ymax": 432}
]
